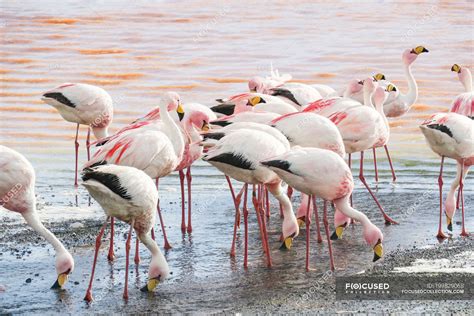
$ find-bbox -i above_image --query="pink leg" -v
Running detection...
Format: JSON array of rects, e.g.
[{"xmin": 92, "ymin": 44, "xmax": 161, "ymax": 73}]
[
  {"xmin": 226, "ymin": 175, "xmax": 241, "ymax": 228},
  {"xmin": 230, "ymin": 185, "xmax": 244, "ymax": 258},
  {"xmin": 134, "ymin": 237, "xmax": 140, "ymax": 265},
  {"xmin": 359, "ymin": 151, "xmax": 398, "ymax": 225},
  {"xmin": 384, "ymin": 145, "xmax": 397, "ymax": 182},
  {"xmin": 372, "ymin": 147, "xmax": 379, "ymax": 183},
  {"xmin": 107, "ymin": 217, "xmax": 115, "ymax": 261},
  {"xmin": 279, "ymin": 202, "xmax": 284, "ymax": 219},
  {"xmin": 86, "ymin": 126, "xmax": 91, "ymax": 161},
  {"xmin": 456, "ymin": 189, "xmax": 461, "ymax": 210},
  {"xmin": 252, "ymin": 186, "xmax": 268, "ymax": 257},
  {"xmin": 84, "ymin": 217, "xmax": 109, "ymax": 302},
  {"xmin": 287, "ymin": 186, "xmax": 293, "ymax": 200},
  {"xmin": 459, "ymin": 161, "xmax": 469, "ymax": 237},
  {"xmin": 323, "ymin": 201, "xmax": 335, "ymax": 271},
  {"xmin": 243, "ymin": 184, "xmax": 249, "ymax": 269},
  {"xmin": 123, "ymin": 220, "xmax": 133, "ymax": 300},
  {"xmin": 156, "ymin": 179, "xmax": 171, "ymax": 249},
  {"xmin": 151, "ymin": 228, "xmax": 155, "ymax": 241},
  {"xmin": 179, "ymin": 170, "xmax": 186, "ymax": 233},
  {"xmin": 348, "ymin": 153, "xmax": 353, "ymax": 207},
  {"xmin": 259, "ymin": 185, "xmax": 272, "ymax": 267},
  {"xmin": 265, "ymin": 187, "xmax": 270, "ymax": 218},
  {"xmin": 305, "ymin": 195, "xmax": 311, "ymax": 271},
  {"xmin": 186, "ymin": 166, "xmax": 193, "ymax": 233},
  {"xmin": 74, "ymin": 123, "xmax": 79, "ymax": 186},
  {"xmin": 311, "ymin": 196, "xmax": 323, "ymax": 243},
  {"xmin": 436, "ymin": 157, "xmax": 448, "ymax": 239}
]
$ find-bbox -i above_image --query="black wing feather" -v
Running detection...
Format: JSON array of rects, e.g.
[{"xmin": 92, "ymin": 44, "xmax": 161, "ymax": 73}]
[
  {"xmin": 43, "ymin": 92, "xmax": 76, "ymax": 108},
  {"xmin": 82, "ymin": 167, "xmax": 132, "ymax": 200},
  {"xmin": 206, "ymin": 153, "xmax": 255, "ymax": 170},
  {"xmin": 270, "ymin": 88, "xmax": 301, "ymax": 106}
]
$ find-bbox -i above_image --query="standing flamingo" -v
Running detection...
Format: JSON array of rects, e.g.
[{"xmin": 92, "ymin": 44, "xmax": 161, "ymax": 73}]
[
  {"xmin": 82, "ymin": 162, "xmax": 170, "ymax": 301},
  {"xmin": 41, "ymin": 83, "xmax": 113, "ymax": 185},
  {"xmin": 0, "ymin": 145, "xmax": 74, "ymax": 289},
  {"xmin": 420, "ymin": 112, "xmax": 473, "ymax": 238},
  {"xmin": 203, "ymin": 129, "xmax": 298, "ymax": 268},
  {"xmin": 261, "ymin": 147, "xmax": 384, "ymax": 271},
  {"xmin": 450, "ymin": 64, "xmax": 473, "ymax": 118},
  {"xmin": 85, "ymin": 92, "xmax": 185, "ymax": 253}
]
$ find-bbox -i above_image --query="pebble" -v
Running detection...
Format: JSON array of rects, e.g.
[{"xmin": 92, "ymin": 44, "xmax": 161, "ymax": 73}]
[{"xmin": 25, "ymin": 278, "xmax": 32, "ymax": 283}]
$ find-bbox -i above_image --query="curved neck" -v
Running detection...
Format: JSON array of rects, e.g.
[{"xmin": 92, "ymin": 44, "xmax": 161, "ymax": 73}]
[
  {"xmin": 461, "ymin": 69, "xmax": 473, "ymax": 92},
  {"xmin": 22, "ymin": 211, "xmax": 67, "ymax": 255},
  {"xmin": 334, "ymin": 196, "xmax": 371, "ymax": 227},
  {"xmin": 184, "ymin": 119, "xmax": 201, "ymax": 143},
  {"xmin": 363, "ymin": 89, "xmax": 373, "ymax": 107},
  {"xmin": 159, "ymin": 102, "xmax": 184, "ymax": 158},
  {"xmin": 138, "ymin": 231, "xmax": 169, "ymax": 277},
  {"xmin": 400, "ymin": 62, "xmax": 418, "ymax": 107}
]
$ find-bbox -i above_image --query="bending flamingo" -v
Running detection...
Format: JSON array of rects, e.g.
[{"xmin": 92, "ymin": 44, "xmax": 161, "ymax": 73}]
[
  {"xmin": 203, "ymin": 129, "xmax": 298, "ymax": 268},
  {"xmin": 41, "ymin": 83, "xmax": 113, "ymax": 185},
  {"xmin": 82, "ymin": 162, "xmax": 169, "ymax": 301},
  {"xmin": 0, "ymin": 145, "xmax": 74, "ymax": 289},
  {"xmin": 450, "ymin": 64, "xmax": 473, "ymax": 118},
  {"xmin": 261, "ymin": 147, "xmax": 384, "ymax": 271},
  {"xmin": 420, "ymin": 112, "xmax": 473, "ymax": 238}
]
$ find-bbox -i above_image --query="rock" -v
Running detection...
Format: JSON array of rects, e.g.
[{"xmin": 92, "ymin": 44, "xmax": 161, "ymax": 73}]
[{"xmin": 25, "ymin": 278, "xmax": 32, "ymax": 283}]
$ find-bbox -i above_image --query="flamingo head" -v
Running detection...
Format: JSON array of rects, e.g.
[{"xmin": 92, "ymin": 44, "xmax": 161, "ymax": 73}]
[
  {"xmin": 51, "ymin": 249, "xmax": 74, "ymax": 289},
  {"xmin": 162, "ymin": 92, "xmax": 184, "ymax": 121},
  {"xmin": 330, "ymin": 208, "xmax": 350, "ymax": 240},
  {"xmin": 141, "ymin": 251, "xmax": 170, "ymax": 293},
  {"xmin": 402, "ymin": 46, "xmax": 429, "ymax": 65},
  {"xmin": 347, "ymin": 79, "xmax": 364, "ymax": 95},
  {"xmin": 451, "ymin": 64, "xmax": 471, "ymax": 86},
  {"xmin": 362, "ymin": 77, "xmax": 378, "ymax": 95},
  {"xmin": 248, "ymin": 76, "xmax": 266, "ymax": 93},
  {"xmin": 188, "ymin": 110, "xmax": 211, "ymax": 132},
  {"xmin": 363, "ymin": 223, "xmax": 384, "ymax": 262}
]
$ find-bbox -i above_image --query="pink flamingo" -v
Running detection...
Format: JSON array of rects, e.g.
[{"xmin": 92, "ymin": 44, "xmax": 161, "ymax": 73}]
[
  {"xmin": 420, "ymin": 112, "xmax": 473, "ymax": 238},
  {"xmin": 41, "ymin": 83, "xmax": 113, "ymax": 186},
  {"xmin": 305, "ymin": 79, "xmax": 398, "ymax": 226},
  {"xmin": 85, "ymin": 92, "xmax": 185, "ymax": 254},
  {"xmin": 261, "ymin": 147, "xmax": 384, "ymax": 271},
  {"xmin": 0, "ymin": 145, "xmax": 74, "ymax": 289},
  {"xmin": 203, "ymin": 129, "xmax": 298, "ymax": 268},
  {"xmin": 450, "ymin": 64, "xmax": 473, "ymax": 118},
  {"xmin": 82, "ymin": 163, "xmax": 169, "ymax": 301},
  {"xmin": 212, "ymin": 92, "xmax": 290, "ymax": 116}
]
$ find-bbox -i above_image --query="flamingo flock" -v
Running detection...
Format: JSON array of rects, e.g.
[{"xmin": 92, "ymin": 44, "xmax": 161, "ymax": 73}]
[{"xmin": 1, "ymin": 46, "xmax": 472, "ymax": 301}]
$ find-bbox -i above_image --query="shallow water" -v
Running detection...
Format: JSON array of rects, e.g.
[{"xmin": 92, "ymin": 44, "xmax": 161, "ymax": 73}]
[{"xmin": 0, "ymin": 0, "xmax": 473, "ymax": 314}]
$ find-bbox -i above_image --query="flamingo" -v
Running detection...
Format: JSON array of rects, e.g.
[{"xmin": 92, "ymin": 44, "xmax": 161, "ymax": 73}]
[
  {"xmin": 210, "ymin": 111, "xmax": 280, "ymax": 128},
  {"xmin": 419, "ymin": 112, "xmax": 473, "ymax": 238},
  {"xmin": 229, "ymin": 93, "xmax": 298, "ymax": 115},
  {"xmin": 41, "ymin": 83, "xmax": 113, "ymax": 186},
  {"xmin": 266, "ymin": 82, "xmax": 322, "ymax": 108},
  {"xmin": 85, "ymin": 92, "xmax": 185, "ymax": 253},
  {"xmin": 450, "ymin": 64, "xmax": 473, "ymax": 118},
  {"xmin": 212, "ymin": 93, "xmax": 290, "ymax": 116},
  {"xmin": 203, "ymin": 129, "xmax": 298, "ymax": 268},
  {"xmin": 82, "ymin": 162, "xmax": 169, "ymax": 301},
  {"xmin": 0, "ymin": 145, "xmax": 74, "ymax": 289},
  {"xmin": 305, "ymin": 79, "xmax": 398, "ymax": 226},
  {"xmin": 261, "ymin": 147, "xmax": 384, "ymax": 271}
]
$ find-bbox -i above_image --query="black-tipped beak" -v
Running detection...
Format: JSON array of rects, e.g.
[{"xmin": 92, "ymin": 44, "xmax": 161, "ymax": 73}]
[
  {"xmin": 373, "ymin": 252, "xmax": 382, "ymax": 262},
  {"xmin": 330, "ymin": 231, "xmax": 339, "ymax": 240},
  {"xmin": 447, "ymin": 222, "xmax": 453, "ymax": 231},
  {"xmin": 422, "ymin": 47, "xmax": 429, "ymax": 53},
  {"xmin": 51, "ymin": 279, "xmax": 61, "ymax": 289}
]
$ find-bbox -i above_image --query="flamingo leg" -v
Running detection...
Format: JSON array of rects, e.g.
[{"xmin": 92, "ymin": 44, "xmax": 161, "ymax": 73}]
[
  {"xmin": 123, "ymin": 220, "xmax": 134, "ymax": 300},
  {"xmin": 179, "ymin": 170, "xmax": 186, "ymax": 233},
  {"xmin": 134, "ymin": 237, "xmax": 140, "ymax": 265},
  {"xmin": 372, "ymin": 147, "xmax": 379, "ymax": 183},
  {"xmin": 436, "ymin": 156, "xmax": 448, "ymax": 239},
  {"xmin": 359, "ymin": 151, "xmax": 398, "ymax": 225},
  {"xmin": 265, "ymin": 187, "xmax": 270, "ymax": 218},
  {"xmin": 107, "ymin": 217, "xmax": 115, "ymax": 261},
  {"xmin": 230, "ymin": 185, "xmax": 244, "ymax": 258},
  {"xmin": 186, "ymin": 166, "xmax": 193, "ymax": 233},
  {"xmin": 259, "ymin": 185, "xmax": 272, "ymax": 267},
  {"xmin": 243, "ymin": 184, "xmax": 249, "ymax": 269},
  {"xmin": 459, "ymin": 161, "xmax": 469, "ymax": 237},
  {"xmin": 287, "ymin": 186, "xmax": 293, "ymax": 200},
  {"xmin": 225, "ymin": 175, "xmax": 241, "ymax": 228},
  {"xmin": 305, "ymin": 195, "xmax": 311, "ymax": 272},
  {"xmin": 456, "ymin": 189, "xmax": 460, "ymax": 210},
  {"xmin": 84, "ymin": 217, "xmax": 109, "ymax": 302},
  {"xmin": 311, "ymin": 196, "xmax": 323, "ymax": 243},
  {"xmin": 323, "ymin": 201, "xmax": 335, "ymax": 271},
  {"xmin": 155, "ymin": 179, "xmax": 171, "ymax": 250},
  {"xmin": 86, "ymin": 126, "xmax": 91, "ymax": 161},
  {"xmin": 252, "ymin": 185, "xmax": 268, "ymax": 258},
  {"xmin": 384, "ymin": 144, "xmax": 397, "ymax": 182},
  {"xmin": 74, "ymin": 123, "xmax": 80, "ymax": 186},
  {"xmin": 279, "ymin": 202, "xmax": 284, "ymax": 219},
  {"xmin": 348, "ymin": 153, "xmax": 353, "ymax": 208}
]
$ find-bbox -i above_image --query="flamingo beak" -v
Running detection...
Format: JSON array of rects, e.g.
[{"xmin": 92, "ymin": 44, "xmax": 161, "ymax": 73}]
[
  {"xmin": 140, "ymin": 277, "xmax": 160, "ymax": 292},
  {"xmin": 177, "ymin": 103, "xmax": 185, "ymax": 121},
  {"xmin": 446, "ymin": 215, "xmax": 453, "ymax": 231},
  {"xmin": 330, "ymin": 225, "xmax": 345, "ymax": 240},
  {"xmin": 201, "ymin": 122, "xmax": 210, "ymax": 132},
  {"xmin": 373, "ymin": 240, "xmax": 383, "ymax": 262},
  {"xmin": 51, "ymin": 272, "xmax": 69, "ymax": 289},
  {"xmin": 297, "ymin": 217, "xmax": 305, "ymax": 228},
  {"xmin": 279, "ymin": 236, "xmax": 293, "ymax": 250}
]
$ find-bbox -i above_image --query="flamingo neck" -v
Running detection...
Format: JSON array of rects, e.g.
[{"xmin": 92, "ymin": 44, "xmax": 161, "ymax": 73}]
[
  {"xmin": 92, "ymin": 126, "xmax": 108, "ymax": 140},
  {"xmin": 184, "ymin": 120, "xmax": 201, "ymax": 144},
  {"xmin": 461, "ymin": 69, "xmax": 473, "ymax": 92},
  {"xmin": 334, "ymin": 197, "xmax": 371, "ymax": 227},
  {"xmin": 22, "ymin": 210, "xmax": 68, "ymax": 255},
  {"xmin": 399, "ymin": 62, "xmax": 418, "ymax": 108},
  {"xmin": 363, "ymin": 88, "xmax": 374, "ymax": 108},
  {"xmin": 159, "ymin": 102, "xmax": 184, "ymax": 159},
  {"xmin": 139, "ymin": 231, "xmax": 169, "ymax": 278}
]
